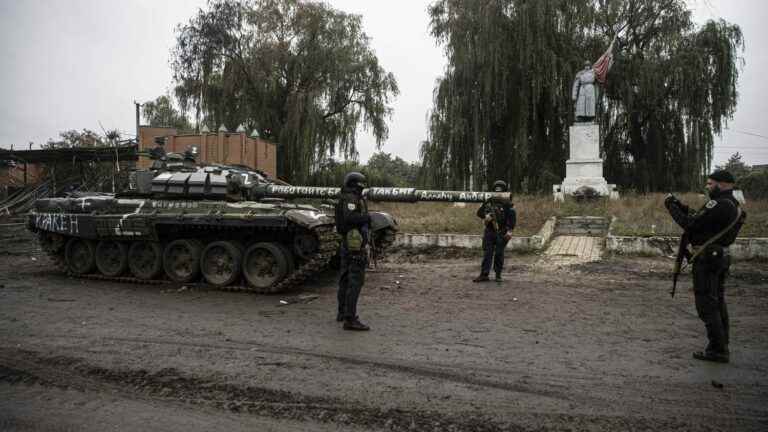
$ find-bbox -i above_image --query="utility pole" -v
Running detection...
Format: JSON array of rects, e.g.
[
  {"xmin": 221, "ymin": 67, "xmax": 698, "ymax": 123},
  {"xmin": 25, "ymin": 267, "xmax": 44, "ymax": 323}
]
[{"xmin": 133, "ymin": 100, "xmax": 141, "ymax": 143}]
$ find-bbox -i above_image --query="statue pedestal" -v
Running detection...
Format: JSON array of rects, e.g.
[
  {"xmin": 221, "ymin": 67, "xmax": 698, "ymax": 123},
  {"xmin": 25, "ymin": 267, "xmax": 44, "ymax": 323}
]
[{"xmin": 553, "ymin": 123, "xmax": 618, "ymax": 201}]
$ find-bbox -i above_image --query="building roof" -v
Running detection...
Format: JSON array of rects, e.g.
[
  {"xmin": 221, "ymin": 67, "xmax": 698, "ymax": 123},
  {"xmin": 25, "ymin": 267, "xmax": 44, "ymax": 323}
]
[{"xmin": 0, "ymin": 144, "xmax": 138, "ymax": 164}]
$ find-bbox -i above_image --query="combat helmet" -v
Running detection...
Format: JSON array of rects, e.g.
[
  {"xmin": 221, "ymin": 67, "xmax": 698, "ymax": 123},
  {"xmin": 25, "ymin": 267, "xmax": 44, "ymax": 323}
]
[{"xmin": 343, "ymin": 172, "xmax": 367, "ymax": 191}]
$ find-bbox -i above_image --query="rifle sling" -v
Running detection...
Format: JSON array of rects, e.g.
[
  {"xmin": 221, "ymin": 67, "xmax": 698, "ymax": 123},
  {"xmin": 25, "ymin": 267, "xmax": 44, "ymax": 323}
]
[{"xmin": 686, "ymin": 205, "xmax": 742, "ymax": 265}]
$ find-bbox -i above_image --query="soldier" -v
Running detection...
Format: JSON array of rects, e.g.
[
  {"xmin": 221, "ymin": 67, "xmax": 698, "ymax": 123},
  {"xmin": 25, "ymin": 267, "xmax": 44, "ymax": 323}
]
[
  {"xmin": 149, "ymin": 136, "xmax": 167, "ymax": 160},
  {"xmin": 473, "ymin": 180, "xmax": 516, "ymax": 283},
  {"xmin": 335, "ymin": 172, "xmax": 371, "ymax": 331},
  {"xmin": 665, "ymin": 170, "xmax": 746, "ymax": 363}
]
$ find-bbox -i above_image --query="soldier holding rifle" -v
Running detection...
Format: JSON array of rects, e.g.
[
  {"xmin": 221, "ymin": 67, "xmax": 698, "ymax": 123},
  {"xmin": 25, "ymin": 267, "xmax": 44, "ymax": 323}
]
[
  {"xmin": 473, "ymin": 180, "xmax": 516, "ymax": 283},
  {"xmin": 664, "ymin": 170, "xmax": 746, "ymax": 363}
]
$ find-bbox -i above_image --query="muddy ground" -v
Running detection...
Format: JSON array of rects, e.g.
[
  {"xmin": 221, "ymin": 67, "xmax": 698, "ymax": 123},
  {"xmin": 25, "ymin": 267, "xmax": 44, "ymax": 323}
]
[{"xmin": 1, "ymin": 240, "xmax": 767, "ymax": 431}]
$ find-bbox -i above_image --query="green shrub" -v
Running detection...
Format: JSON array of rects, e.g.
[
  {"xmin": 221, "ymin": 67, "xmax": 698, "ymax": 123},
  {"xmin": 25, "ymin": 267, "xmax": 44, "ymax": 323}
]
[{"xmin": 739, "ymin": 171, "xmax": 768, "ymax": 200}]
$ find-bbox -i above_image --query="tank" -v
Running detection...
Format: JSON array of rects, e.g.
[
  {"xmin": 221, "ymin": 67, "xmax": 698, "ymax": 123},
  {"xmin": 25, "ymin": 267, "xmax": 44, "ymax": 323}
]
[{"xmin": 27, "ymin": 152, "xmax": 510, "ymax": 293}]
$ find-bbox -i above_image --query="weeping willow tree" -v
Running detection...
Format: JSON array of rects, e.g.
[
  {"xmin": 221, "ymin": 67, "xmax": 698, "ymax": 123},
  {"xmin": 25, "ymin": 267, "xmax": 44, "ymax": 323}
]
[
  {"xmin": 171, "ymin": 0, "xmax": 398, "ymax": 182},
  {"xmin": 600, "ymin": 7, "xmax": 744, "ymax": 192},
  {"xmin": 421, "ymin": 0, "xmax": 743, "ymax": 192}
]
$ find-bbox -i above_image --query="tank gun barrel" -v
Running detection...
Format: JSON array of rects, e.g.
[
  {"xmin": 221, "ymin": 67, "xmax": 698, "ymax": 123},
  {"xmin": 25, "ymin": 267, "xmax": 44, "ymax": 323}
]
[{"xmin": 250, "ymin": 185, "xmax": 510, "ymax": 203}]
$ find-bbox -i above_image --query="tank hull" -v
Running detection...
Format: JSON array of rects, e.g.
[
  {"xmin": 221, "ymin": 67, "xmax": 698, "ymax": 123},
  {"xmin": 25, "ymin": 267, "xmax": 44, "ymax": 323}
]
[{"xmin": 28, "ymin": 196, "xmax": 340, "ymax": 293}]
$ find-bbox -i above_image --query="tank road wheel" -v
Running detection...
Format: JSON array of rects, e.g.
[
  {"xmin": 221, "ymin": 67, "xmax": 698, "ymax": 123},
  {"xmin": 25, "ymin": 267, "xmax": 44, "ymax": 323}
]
[
  {"xmin": 127, "ymin": 241, "xmax": 163, "ymax": 280},
  {"xmin": 200, "ymin": 241, "xmax": 243, "ymax": 287},
  {"xmin": 277, "ymin": 243, "xmax": 296, "ymax": 275},
  {"xmin": 373, "ymin": 227, "xmax": 397, "ymax": 256},
  {"xmin": 163, "ymin": 239, "xmax": 202, "ymax": 283},
  {"xmin": 242, "ymin": 242, "xmax": 290, "ymax": 291},
  {"xmin": 293, "ymin": 232, "xmax": 319, "ymax": 261},
  {"xmin": 65, "ymin": 238, "xmax": 96, "ymax": 275},
  {"xmin": 95, "ymin": 240, "xmax": 129, "ymax": 276}
]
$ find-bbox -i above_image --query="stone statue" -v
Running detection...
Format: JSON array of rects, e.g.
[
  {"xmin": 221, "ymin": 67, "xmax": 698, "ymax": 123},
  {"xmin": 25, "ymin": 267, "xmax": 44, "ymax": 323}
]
[{"xmin": 572, "ymin": 60, "xmax": 596, "ymax": 122}]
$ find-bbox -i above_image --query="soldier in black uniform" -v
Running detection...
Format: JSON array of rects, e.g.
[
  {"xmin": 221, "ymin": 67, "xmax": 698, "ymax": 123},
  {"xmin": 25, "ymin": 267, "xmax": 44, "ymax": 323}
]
[
  {"xmin": 335, "ymin": 172, "xmax": 371, "ymax": 331},
  {"xmin": 665, "ymin": 170, "xmax": 746, "ymax": 363},
  {"xmin": 473, "ymin": 180, "xmax": 516, "ymax": 283}
]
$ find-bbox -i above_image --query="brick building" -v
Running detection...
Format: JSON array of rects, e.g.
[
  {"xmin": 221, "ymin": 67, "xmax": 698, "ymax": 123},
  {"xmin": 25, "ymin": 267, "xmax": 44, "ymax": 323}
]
[{"xmin": 138, "ymin": 126, "xmax": 277, "ymax": 178}]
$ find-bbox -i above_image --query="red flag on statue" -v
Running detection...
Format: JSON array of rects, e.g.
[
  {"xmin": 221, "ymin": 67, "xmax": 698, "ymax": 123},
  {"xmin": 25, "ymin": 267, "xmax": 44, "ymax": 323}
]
[{"xmin": 592, "ymin": 38, "xmax": 615, "ymax": 84}]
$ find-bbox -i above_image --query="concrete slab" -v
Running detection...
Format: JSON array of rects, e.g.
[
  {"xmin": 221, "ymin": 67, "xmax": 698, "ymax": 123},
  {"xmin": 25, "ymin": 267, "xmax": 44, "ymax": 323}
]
[{"xmin": 538, "ymin": 235, "xmax": 604, "ymax": 269}]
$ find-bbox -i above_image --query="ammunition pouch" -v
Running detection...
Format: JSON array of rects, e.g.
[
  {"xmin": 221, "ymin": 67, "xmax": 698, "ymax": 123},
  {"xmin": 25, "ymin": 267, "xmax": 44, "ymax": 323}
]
[{"xmin": 345, "ymin": 229, "xmax": 364, "ymax": 253}]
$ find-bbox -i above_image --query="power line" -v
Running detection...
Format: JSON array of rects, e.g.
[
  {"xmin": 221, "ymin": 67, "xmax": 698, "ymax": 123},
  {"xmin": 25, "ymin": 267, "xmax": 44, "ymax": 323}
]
[
  {"xmin": 725, "ymin": 129, "xmax": 768, "ymax": 140},
  {"xmin": 715, "ymin": 146, "xmax": 768, "ymax": 149},
  {"xmin": 715, "ymin": 149, "xmax": 768, "ymax": 152},
  {"xmin": 715, "ymin": 151, "xmax": 768, "ymax": 155},
  {"xmin": 700, "ymin": 0, "xmax": 719, "ymax": 19}
]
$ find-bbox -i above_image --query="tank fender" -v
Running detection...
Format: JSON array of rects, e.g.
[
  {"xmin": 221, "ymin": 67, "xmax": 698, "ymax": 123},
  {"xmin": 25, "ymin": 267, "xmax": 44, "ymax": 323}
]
[
  {"xmin": 370, "ymin": 211, "xmax": 398, "ymax": 233},
  {"xmin": 284, "ymin": 209, "xmax": 334, "ymax": 229}
]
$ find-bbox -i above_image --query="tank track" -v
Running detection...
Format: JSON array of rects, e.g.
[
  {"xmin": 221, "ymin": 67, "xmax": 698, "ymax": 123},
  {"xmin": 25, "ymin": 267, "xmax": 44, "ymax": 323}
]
[
  {"xmin": 38, "ymin": 225, "xmax": 340, "ymax": 294},
  {"xmin": 221, "ymin": 225, "xmax": 339, "ymax": 294},
  {"xmin": 38, "ymin": 232, "xmax": 66, "ymax": 271}
]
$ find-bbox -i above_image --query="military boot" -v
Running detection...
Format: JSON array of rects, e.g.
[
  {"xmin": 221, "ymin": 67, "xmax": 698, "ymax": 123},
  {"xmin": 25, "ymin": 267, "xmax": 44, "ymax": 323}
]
[
  {"xmin": 343, "ymin": 317, "xmax": 370, "ymax": 331},
  {"xmin": 693, "ymin": 351, "xmax": 729, "ymax": 363},
  {"xmin": 473, "ymin": 274, "xmax": 490, "ymax": 283},
  {"xmin": 495, "ymin": 273, "xmax": 503, "ymax": 282}
]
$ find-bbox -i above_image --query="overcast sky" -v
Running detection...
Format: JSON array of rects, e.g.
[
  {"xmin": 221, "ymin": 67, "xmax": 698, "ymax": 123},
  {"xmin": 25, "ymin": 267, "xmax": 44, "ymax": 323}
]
[{"xmin": 0, "ymin": 0, "xmax": 766, "ymax": 167}]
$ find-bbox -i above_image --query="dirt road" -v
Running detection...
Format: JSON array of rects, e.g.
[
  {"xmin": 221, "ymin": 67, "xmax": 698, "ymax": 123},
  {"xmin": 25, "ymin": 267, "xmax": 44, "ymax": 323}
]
[{"xmin": 1, "ymin": 246, "xmax": 767, "ymax": 431}]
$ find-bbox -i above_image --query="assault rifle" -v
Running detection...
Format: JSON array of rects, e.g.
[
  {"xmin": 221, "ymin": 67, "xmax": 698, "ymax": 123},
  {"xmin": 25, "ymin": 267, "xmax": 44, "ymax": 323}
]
[
  {"xmin": 488, "ymin": 205, "xmax": 501, "ymax": 232},
  {"xmin": 368, "ymin": 231, "xmax": 379, "ymax": 269},
  {"xmin": 671, "ymin": 231, "xmax": 691, "ymax": 298},
  {"xmin": 482, "ymin": 197, "xmax": 513, "ymax": 241}
]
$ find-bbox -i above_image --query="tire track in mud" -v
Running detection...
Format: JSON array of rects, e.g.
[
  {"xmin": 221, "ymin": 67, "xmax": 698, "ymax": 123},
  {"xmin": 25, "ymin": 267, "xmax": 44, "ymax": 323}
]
[
  {"xmin": 0, "ymin": 349, "xmax": 517, "ymax": 432},
  {"xmin": 9, "ymin": 333, "xmax": 578, "ymax": 401},
  {"xmin": 0, "ymin": 348, "xmax": 736, "ymax": 432},
  {"xmin": 11, "ymin": 333, "xmax": 768, "ymax": 426}
]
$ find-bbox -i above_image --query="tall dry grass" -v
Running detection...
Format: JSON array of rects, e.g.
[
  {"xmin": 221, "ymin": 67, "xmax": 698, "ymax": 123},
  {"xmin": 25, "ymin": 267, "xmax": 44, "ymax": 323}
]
[
  {"xmin": 368, "ymin": 193, "xmax": 768, "ymax": 237},
  {"xmin": 370, "ymin": 197, "xmax": 553, "ymax": 236}
]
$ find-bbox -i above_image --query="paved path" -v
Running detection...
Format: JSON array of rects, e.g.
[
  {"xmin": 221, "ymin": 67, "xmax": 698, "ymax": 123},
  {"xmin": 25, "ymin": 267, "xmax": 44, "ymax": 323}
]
[{"xmin": 538, "ymin": 235, "xmax": 603, "ymax": 268}]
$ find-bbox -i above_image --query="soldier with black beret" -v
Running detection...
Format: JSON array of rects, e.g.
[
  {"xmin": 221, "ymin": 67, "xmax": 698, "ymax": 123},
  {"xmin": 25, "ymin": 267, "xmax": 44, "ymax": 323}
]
[{"xmin": 665, "ymin": 170, "xmax": 746, "ymax": 363}]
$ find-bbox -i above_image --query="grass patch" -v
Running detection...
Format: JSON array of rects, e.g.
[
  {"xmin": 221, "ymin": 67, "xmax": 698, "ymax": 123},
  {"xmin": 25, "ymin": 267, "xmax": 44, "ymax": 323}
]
[
  {"xmin": 367, "ymin": 194, "xmax": 768, "ymax": 237},
  {"xmin": 608, "ymin": 193, "xmax": 768, "ymax": 237},
  {"xmin": 369, "ymin": 197, "xmax": 551, "ymax": 236}
]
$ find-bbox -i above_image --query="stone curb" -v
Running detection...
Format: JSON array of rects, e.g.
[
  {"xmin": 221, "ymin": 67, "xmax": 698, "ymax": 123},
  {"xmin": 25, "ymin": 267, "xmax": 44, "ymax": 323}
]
[
  {"xmin": 605, "ymin": 235, "xmax": 768, "ymax": 260},
  {"xmin": 391, "ymin": 214, "xmax": 768, "ymax": 260},
  {"xmin": 605, "ymin": 216, "xmax": 768, "ymax": 259},
  {"xmin": 393, "ymin": 216, "xmax": 557, "ymax": 251}
]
